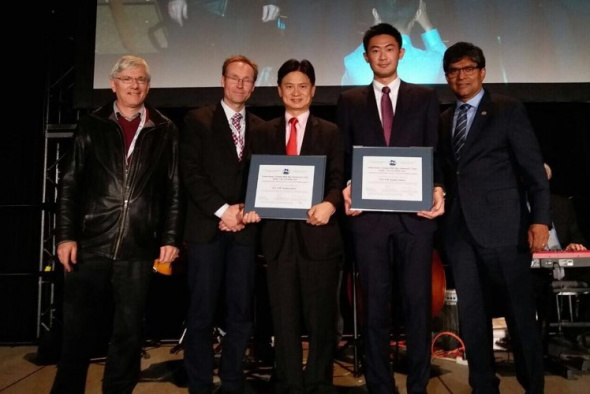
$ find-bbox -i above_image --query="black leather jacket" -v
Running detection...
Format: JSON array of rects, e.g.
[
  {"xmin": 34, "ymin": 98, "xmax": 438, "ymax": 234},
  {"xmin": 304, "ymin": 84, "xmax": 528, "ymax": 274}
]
[{"xmin": 56, "ymin": 102, "xmax": 182, "ymax": 261}]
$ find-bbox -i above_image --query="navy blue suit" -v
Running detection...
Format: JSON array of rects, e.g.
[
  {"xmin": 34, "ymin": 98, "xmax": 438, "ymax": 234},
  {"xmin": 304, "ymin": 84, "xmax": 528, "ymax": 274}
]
[
  {"xmin": 337, "ymin": 81, "xmax": 440, "ymax": 394},
  {"xmin": 438, "ymin": 90, "xmax": 550, "ymax": 393}
]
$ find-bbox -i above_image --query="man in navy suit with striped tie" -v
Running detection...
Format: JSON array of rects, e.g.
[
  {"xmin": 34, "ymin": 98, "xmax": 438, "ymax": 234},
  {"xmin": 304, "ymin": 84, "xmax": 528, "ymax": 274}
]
[{"xmin": 438, "ymin": 42, "xmax": 550, "ymax": 394}]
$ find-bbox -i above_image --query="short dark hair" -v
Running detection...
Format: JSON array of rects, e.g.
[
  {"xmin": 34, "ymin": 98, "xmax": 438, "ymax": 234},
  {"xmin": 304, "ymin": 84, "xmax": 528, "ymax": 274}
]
[
  {"xmin": 277, "ymin": 59, "xmax": 316, "ymax": 86},
  {"xmin": 362, "ymin": 23, "xmax": 403, "ymax": 53},
  {"xmin": 443, "ymin": 42, "xmax": 486, "ymax": 73},
  {"xmin": 222, "ymin": 55, "xmax": 259, "ymax": 81}
]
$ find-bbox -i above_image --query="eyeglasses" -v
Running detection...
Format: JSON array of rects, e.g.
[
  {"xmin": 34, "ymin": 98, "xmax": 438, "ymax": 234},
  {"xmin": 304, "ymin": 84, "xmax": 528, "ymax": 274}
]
[
  {"xmin": 446, "ymin": 66, "xmax": 480, "ymax": 78},
  {"xmin": 224, "ymin": 75, "xmax": 255, "ymax": 86},
  {"xmin": 115, "ymin": 76, "xmax": 150, "ymax": 85}
]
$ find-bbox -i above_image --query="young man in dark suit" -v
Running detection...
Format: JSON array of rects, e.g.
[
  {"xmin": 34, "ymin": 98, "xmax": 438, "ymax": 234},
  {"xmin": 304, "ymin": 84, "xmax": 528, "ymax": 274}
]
[
  {"xmin": 179, "ymin": 55, "xmax": 264, "ymax": 394},
  {"xmin": 336, "ymin": 23, "xmax": 445, "ymax": 394},
  {"xmin": 437, "ymin": 42, "xmax": 550, "ymax": 394},
  {"xmin": 242, "ymin": 59, "xmax": 344, "ymax": 394}
]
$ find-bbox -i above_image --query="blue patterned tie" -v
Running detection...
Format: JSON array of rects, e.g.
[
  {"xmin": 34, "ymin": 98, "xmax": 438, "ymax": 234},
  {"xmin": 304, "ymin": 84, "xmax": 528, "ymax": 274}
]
[{"xmin": 452, "ymin": 103, "xmax": 470, "ymax": 160}]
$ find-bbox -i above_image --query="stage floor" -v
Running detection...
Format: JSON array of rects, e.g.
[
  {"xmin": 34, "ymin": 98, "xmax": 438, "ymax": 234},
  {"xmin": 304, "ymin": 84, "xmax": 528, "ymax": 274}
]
[{"xmin": 1, "ymin": 339, "xmax": 589, "ymax": 393}]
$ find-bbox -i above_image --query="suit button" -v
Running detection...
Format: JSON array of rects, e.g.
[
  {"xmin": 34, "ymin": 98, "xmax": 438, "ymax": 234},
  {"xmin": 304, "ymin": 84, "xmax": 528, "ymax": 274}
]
[{"xmin": 456, "ymin": 170, "xmax": 460, "ymax": 175}]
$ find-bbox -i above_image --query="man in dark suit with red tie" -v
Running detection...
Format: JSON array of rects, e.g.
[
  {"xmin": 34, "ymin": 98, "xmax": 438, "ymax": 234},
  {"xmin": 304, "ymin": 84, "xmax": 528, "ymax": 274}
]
[
  {"xmin": 243, "ymin": 59, "xmax": 344, "ymax": 394},
  {"xmin": 437, "ymin": 42, "xmax": 550, "ymax": 394},
  {"xmin": 336, "ymin": 23, "xmax": 445, "ymax": 394},
  {"xmin": 179, "ymin": 55, "xmax": 265, "ymax": 394}
]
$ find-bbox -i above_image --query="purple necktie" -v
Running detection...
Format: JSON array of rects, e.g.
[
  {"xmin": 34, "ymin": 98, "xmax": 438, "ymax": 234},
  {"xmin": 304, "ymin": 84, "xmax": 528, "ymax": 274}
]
[{"xmin": 381, "ymin": 86, "xmax": 394, "ymax": 145}]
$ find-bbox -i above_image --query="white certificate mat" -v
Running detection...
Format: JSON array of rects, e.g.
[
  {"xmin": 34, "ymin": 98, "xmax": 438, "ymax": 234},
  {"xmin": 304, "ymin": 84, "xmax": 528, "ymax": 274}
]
[
  {"xmin": 351, "ymin": 146, "xmax": 433, "ymax": 212},
  {"xmin": 245, "ymin": 155, "xmax": 326, "ymax": 220}
]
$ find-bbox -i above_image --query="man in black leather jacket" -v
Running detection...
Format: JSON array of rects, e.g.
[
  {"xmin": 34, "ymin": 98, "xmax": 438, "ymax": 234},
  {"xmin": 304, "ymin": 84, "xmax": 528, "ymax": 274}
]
[{"xmin": 51, "ymin": 55, "xmax": 183, "ymax": 394}]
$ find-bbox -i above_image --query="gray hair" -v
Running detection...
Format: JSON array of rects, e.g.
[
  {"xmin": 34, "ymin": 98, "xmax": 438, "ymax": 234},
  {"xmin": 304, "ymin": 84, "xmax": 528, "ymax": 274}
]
[{"xmin": 109, "ymin": 55, "xmax": 151, "ymax": 81}]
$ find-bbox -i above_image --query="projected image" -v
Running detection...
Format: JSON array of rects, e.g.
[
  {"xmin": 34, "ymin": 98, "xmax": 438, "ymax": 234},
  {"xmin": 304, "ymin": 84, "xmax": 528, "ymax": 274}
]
[{"xmin": 94, "ymin": 0, "xmax": 590, "ymax": 89}]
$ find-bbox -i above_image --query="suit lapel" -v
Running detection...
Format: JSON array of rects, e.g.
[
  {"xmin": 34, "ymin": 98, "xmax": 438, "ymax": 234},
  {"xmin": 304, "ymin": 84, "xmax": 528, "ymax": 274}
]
[
  {"xmin": 271, "ymin": 118, "xmax": 286, "ymax": 154},
  {"xmin": 460, "ymin": 91, "xmax": 492, "ymax": 163},
  {"xmin": 213, "ymin": 103, "xmax": 240, "ymax": 163},
  {"xmin": 391, "ymin": 82, "xmax": 412, "ymax": 145},
  {"xmin": 300, "ymin": 115, "xmax": 319, "ymax": 155},
  {"xmin": 362, "ymin": 85, "xmax": 385, "ymax": 144}
]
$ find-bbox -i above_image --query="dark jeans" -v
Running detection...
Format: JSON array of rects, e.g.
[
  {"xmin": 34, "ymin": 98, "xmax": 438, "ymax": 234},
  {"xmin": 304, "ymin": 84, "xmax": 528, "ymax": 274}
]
[{"xmin": 51, "ymin": 255, "xmax": 153, "ymax": 394}]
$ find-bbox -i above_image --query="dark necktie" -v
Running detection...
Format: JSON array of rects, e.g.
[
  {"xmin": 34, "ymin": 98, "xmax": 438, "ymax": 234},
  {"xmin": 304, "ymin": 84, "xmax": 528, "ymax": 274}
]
[
  {"xmin": 381, "ymin": 86, "xmax": 394, "ymax": 145},
  {"xmin": 452, "ymin": 103, "xmax": 470, "ymax": 160},
  {"xmin": 286, "ymin": 117, "xmax": 298, "ymax": 155},
  {"xmin": 231, "ymin": 113, "xmax": 244, "ymax": 161}
]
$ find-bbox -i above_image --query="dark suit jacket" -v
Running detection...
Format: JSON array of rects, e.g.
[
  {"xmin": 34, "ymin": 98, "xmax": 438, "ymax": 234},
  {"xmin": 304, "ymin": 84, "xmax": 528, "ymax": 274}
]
[
  {"xmin": 438, "ymin": 90, "xmax": 551, "ymax": 248},
  {"xmin": 180, "ymin": 102, "xmax": 264, "ymax": 243},
  {"xmin": 248, "ymin": 114, "xmax": 344, "ymax": 261},
  {"xmin": 336, "ymin": 81, "xmax": 441, "ymax": 235}
]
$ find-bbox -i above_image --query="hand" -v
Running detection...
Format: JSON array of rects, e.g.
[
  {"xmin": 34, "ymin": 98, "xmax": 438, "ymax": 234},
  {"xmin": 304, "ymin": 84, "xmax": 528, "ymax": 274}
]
[
  {"xmin": 262, "ymin": 5, "xmax": 280, "ymax": 22},
  {"xmin": 168, "ymin": 0, "xmax": 188, "ymax": 27},
  {"xmin": 219, "ymin": 204, "xmax": 245, "ymax": 232},
  {"xmin": 528, "ymin": 224, "xmax": 549, "ymax": 253},
  {"xmin": 307, "ymin": 202, "xmax": 335, "ymax": 226},
  {"xmin": 57, "ymin": 241, "xmax": 78, "ymax": 272},
  {"xmin": 415, "ymin": 0, "xmax": 434, "ymax": 31},
  {"xmin": 565, "ymin": 243, "xmax": 587, "ymax": 251},
  {"xmin": 371, "ymin": 8, "xmax": 382, "ymax": 25},
  {"xmin": 159, "ymin": 245, "xmax": 180, "ymax": 263},
  {"xmin": 343, "ymin": 184, "xmax": 362, "ymax": 216},
  {"xmin": 242, "ymin": 211, "xmax": 262, "ymax": 224},
  {"xmin": 417, "ymin": 186, "xmax": 445, "ymax": 219}
]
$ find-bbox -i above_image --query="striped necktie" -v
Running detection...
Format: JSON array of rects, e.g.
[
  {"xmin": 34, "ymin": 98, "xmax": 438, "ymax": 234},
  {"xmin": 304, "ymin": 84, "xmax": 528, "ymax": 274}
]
[{"xmin": 452, "ymin": 103, "xmax": 470, "ymax": 160}]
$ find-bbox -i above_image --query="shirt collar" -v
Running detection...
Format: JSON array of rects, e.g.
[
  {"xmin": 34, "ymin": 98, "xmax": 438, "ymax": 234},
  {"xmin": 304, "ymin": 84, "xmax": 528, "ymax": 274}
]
[
  {"xmin": 286, "ymin": 110, "xmax": 310, "ymax": 127},
  {"xmin": 372, "ymin": 76, "xmax": 401, "ymax": 96},
  {"xmin": 113, "ymin": 102, "xmax": 146, "ymax": 121},
  {"xmin": 221, "ymin": 99, "xmax": 245, "ymax": 121},
  {"xmin": 456, "ymin": 88, "xmax": 485, "ymax": 110}
]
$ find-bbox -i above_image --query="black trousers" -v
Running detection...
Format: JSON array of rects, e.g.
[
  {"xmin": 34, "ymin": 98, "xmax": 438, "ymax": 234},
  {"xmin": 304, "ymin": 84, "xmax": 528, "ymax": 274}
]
[
  {"xmin": 51, "ymin": 255, "xmax": 153, "ymax": 394},
  {"xmin": 266, "ymin": 224, "xmax": 341, "ymax": 394},
  {"xmin": 444, "ymin": 211, "xmax": 544, "ymax": 394},
  {"xmin": 352, "ymin": 215, "xmax": 434, "ymax": 394},
  {"xmin": 184, "ymin": 233, "xmax": 256, "ymax": 394}
]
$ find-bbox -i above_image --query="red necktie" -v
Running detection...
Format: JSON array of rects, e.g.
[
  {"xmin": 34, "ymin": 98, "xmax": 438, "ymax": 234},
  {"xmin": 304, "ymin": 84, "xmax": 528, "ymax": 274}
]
[
  {"xmin": 286, "ymin": 117, "xmax": 298, "ymax": 155},
  {"xmin": 381, "ymin": 86, "xmax": 394, "ymax": 145}
]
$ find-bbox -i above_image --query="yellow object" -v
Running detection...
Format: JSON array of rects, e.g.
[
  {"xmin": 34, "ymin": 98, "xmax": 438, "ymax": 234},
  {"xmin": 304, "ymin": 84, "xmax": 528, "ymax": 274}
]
[{"xmin": 153, "ymin": 259, "xmax": 173, "ymax": 276}]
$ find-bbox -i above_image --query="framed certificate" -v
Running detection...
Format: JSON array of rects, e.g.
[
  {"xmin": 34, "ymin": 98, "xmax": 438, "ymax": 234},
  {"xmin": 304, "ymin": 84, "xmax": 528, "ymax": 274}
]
[
  {"xmin": 245, "ymin": 154, "xmax": 326, "ymax": 220},
  {"xmin": 351, "ymin": 146, "xmax": 433, "ymax": 212}
]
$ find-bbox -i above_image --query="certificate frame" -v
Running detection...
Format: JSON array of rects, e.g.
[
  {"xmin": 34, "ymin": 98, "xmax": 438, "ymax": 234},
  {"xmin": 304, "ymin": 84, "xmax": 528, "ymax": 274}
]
[
  {"xmin": 351, "ymin": 146, "xmax": 433, "ymax": 212},
  {"xmin": 245, "ymin": 154, "xmax": 326, "ymax": 220}
]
